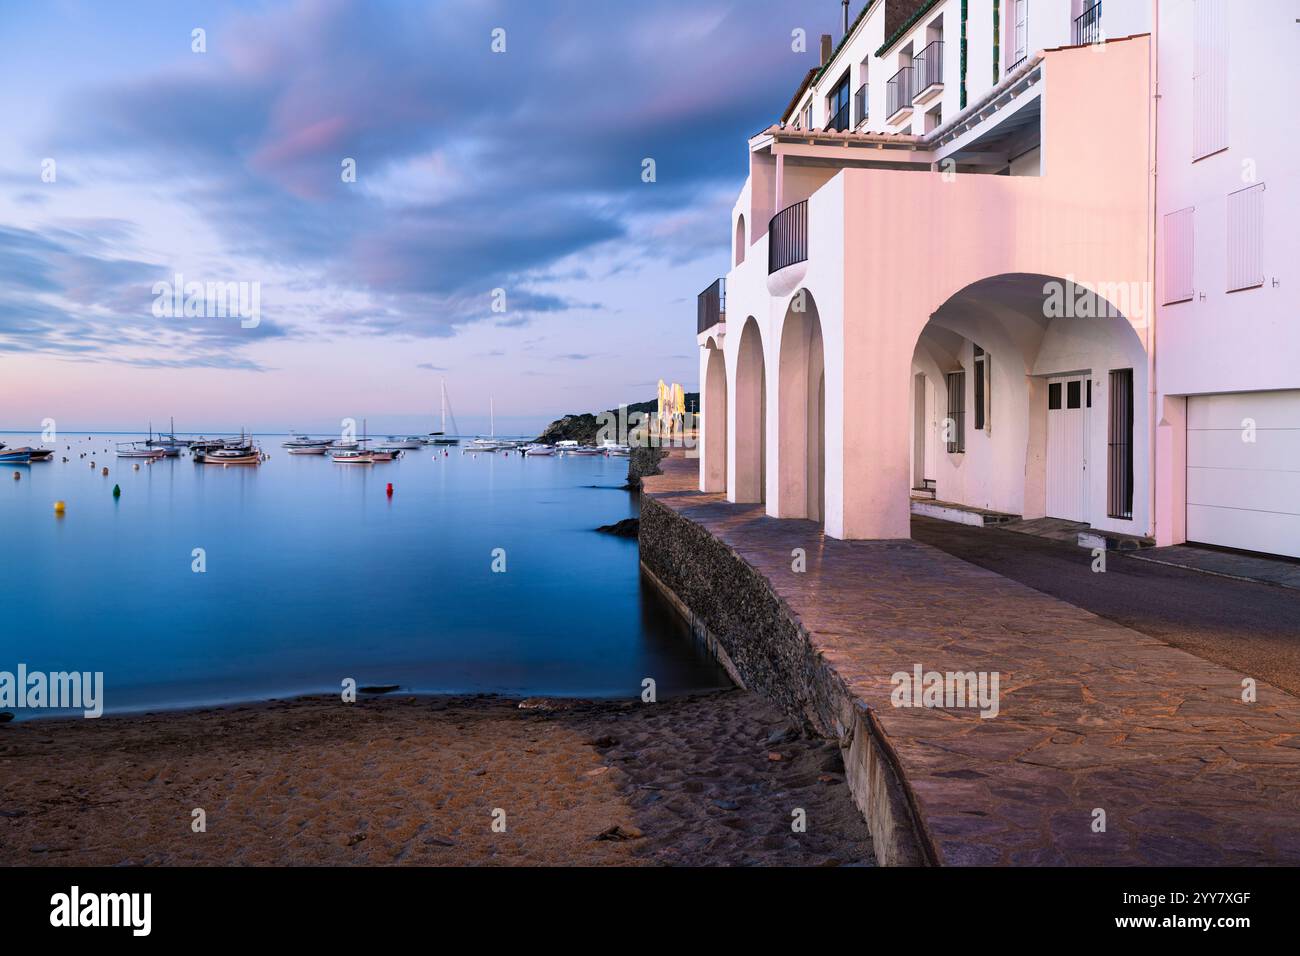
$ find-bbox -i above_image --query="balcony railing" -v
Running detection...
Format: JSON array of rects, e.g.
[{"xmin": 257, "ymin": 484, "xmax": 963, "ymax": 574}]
[
  {"xmin": 854, "ymin": 84, "xmax": 868, "ymax": 127},
  {"xmin": 1073, "ymin": 1, "xmax": 1101, "ymax": 46},
  {"xmin": 827, "ymin": 101, "xmax": 850, "ymax": 132},
  {"xmin": 768, "ymin": 201, "xmax": 808, "ymax": 274},
  {"xmin": 914, "ymin": 40, "xmax": 944, "ymax": 94},
  {"xmin": 697, "ymin": 278, "xmax": 725, "ymax": 334},
  {"xmin": 886, "ymin": 66, "xmax": 913, "ymax": 120}
]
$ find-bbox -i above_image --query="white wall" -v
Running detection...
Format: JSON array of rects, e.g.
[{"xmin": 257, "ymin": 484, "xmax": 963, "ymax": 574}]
[{"xmin": 1156, "ymin": 0, "xmax": 1300, "ymax": 397}]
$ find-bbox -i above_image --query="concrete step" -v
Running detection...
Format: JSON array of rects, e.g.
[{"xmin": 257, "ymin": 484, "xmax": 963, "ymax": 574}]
[
  {"xmin": 911, "ymin": 499, "xmax": 1021, "ymax": 528},
  {"xmin": 1078, "ymin": 529, "xmax": 1156, "ymax": 551}
]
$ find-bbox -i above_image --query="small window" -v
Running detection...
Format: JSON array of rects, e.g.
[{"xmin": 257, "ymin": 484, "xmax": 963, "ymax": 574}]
[
  {"xmin": 1108, "ymin": 370, "xmax": 1135, "ymax": 520},
  {"xmin": 1087, "ymin": 379, "xmax": 1092, "ymax": 408},
  {"xmin": 1067, "ymin": 381, "xmax": 1082, "ymax": 409},
  {"xmin": 973, "ymin": 345, "xmax": 990, "ymax": 432},
  {"xmin": 1048, "ymin": 382, "xmax": 1062, "ymax": 410},
  {"xmin": 945, "ymin": 371, "xmax": 966, "ymax": 454}
]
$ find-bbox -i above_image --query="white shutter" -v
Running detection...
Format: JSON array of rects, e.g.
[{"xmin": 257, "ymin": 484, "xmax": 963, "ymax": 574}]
[
  {"xmin": 1227, "ymin": 183, "xmax": 1265, "ymax": 292},
  {"xmin": 1192, "ymin": 0, "xmax": 1228, "ymax": 160},
  {"xmin": 1162, "ymin": 207, "xmax": 1195, "ymax": 304}
]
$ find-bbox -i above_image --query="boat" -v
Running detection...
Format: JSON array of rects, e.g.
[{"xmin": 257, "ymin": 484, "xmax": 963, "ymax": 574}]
[
  {"xmin": 423, "ymin": 379, "xmax": 461, "ymax": 444},
  {"xmin": 146, "ymin": 418, "xmax": 190, "ymax": 455},
  {"xmin": 0, "ymin": 447, "xmax": 33, "ymax": 463},
  {"xmin": 334, "ymin": 420, "xmax": 375, "ymax": 463},
  {"xmin": 566, "ymin": 446, "xmax": 601, "ymax": 456},
  {"xmin": 600, "ymin": 440, "xmax": 631, "ymax": 456},
  {"xmin": 466, "ymin": 397, "xmax": 506, "ymax": 451},
  {"xmin": 383, "ymin": 437, "xmax": 424, "ymax": 450},
  {"xmin": 193, "ymin": 431, "xmax": 261, "ymax": 464},
  {"xmin": 28, "ymin": 447, "xmax": 55, "ymax": 462},
  {"xmin": 370, "ymin": 449, "xmax": 401, "ymax": 461},
  {"xmin": 523, "ymin": 444, "xmax": 556, "ymax": 456},
  {"xmin": 282, "ymin": 433, "xmax": 333, "ymax": 451},
  {"xmin": 195, "ymin": 446, "xmax": 262, "ymax": 465},
  {"xmin": 116, "ymin": 442, "xmax": 167, "ymax": 459}
]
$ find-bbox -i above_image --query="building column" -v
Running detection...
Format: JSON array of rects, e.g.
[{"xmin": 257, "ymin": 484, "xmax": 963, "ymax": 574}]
[{"xmin": 1155, "ymin": 394, "xmax": 1187, "ymax": 546}]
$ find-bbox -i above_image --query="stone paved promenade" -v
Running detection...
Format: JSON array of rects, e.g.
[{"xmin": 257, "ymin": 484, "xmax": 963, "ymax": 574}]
[{"xmin": 644, "ymin": 458, "xmax": 1300, "ymax": 865}]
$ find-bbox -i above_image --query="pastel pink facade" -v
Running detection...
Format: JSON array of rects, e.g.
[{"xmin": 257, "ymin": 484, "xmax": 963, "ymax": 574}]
[{"xmin": 698, "ymin": 0, "xmax": 1298, "ymax": 558}]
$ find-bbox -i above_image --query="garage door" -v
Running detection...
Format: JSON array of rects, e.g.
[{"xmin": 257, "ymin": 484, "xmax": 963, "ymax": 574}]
[{"xmin": 1187, "ymin": 391, "xmax": 1300, "ymax": 558}]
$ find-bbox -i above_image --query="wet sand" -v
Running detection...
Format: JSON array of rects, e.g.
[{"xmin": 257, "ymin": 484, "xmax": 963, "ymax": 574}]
[{"xmin": 0, "ymin": 690, "xmax": 872, "ymax": 866}]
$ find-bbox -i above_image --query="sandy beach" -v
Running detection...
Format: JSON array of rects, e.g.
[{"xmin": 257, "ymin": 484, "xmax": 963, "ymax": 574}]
[{"xmin": 0, "ymin": 690, "xmax": 872, "ymax": 866}]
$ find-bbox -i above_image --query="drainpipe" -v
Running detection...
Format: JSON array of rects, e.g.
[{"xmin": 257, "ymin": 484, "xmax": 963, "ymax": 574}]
[{"xmin": 1148, "ymin": 0, "xmax": 1160, "ymax": 540}]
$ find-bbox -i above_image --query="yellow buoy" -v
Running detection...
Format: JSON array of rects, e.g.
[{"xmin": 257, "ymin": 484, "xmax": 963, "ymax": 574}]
[{"xmin": 54, "ymin": 500, "xmax": 65, "ymax": 515}]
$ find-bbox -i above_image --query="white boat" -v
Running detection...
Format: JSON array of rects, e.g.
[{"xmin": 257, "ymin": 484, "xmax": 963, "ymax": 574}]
[
  {"xmin": 467, "ymin": 397, "xmax": 503, "ymax": 451},
  {"xmin": 523, "ymin": 444, "xmax": 556, "ymax": 456},
  {"xmin": 424, "ymin": 379, "xmax": 460, "ymax": 444},
  {"xmin": 282, "ymin": 433, "xmax": 333, "ymax": 450},
  {"xmin": 383, "ymin": 436, "xmax": 424, "ymax": 450},
  {"xmin": 600, "ymin": 440, "xmax": 631, "ymax": 456},
  {"xmin": 566, "ymin": 446, "xmax": 601, "ymax": 456},
  {"xmin": 334, "ymin": 420, "xmax": 375, "ymax": 463},
  {"xmin": 196, "ymin": 446, "xmax": 261, "ymax": 465},
  {"xmin": 116, "ymin": 442, "xmax": 166, "ymax": 459}
]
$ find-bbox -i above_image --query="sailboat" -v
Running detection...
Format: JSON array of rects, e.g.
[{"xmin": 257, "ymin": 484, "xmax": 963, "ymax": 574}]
[
  {"xmin": 425, "ymin": 379, "xmax": 460, "ymax": 445},
  {"xmin": 467, "ymin": 397, "xmax": 503, "ymax": 451},
  {"xmin": 333, "ymin": 419, "xmax": 375, "ymax": 463},
  {"xmin": 147, "ymin": 417, "xmax": 189, "ymax": 455}
]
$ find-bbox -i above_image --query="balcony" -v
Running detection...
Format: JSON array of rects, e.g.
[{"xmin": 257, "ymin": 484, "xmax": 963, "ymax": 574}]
[
  {"xmin": 697, "ymin": 278, "xmax": 725, "ymax": 336},
  {"xmin": 1073, "ymin": 1, "xmax": 1101, "ymax": 46},
  {"xmin": 913, "ymin": 40, "xmax": 944, "ymax": 104},
  {"xmin": 854, "ymin": 84, "xmax": 868, "ymax": 128},
  {"xmin": 886, "ymin": 66, "xmax": 913, "ymax": 125},
  {"xmin": 768, "ymin": 200, "xmax": 808, "ymax": 275}
]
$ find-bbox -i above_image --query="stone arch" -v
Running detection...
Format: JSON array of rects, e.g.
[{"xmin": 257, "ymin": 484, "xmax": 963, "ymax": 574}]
[
  {"xmin": 734, "ymin": 316, "xmax": 766, "ymax": 504},
  {"xmin": 777, "ymin": 289, "xmax": 826, "ymax": 522},
  {"xmin": 907, "ymin": 273, "xmax": 1149, "ymax": 532},
  {"xmin": 702, "ymin": 338, "xmax": 727, "ymax": 493}
]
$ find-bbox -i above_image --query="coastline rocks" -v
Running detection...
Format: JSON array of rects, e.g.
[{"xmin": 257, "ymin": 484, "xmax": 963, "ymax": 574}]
[
  {"xmin": 594, "ymin": 824, "xmax": 643, "ymax": 841},
  {"xmin": 596, "ymin": 518, "xmax": 639, "ymax": 537},
  {"xmin": 0, "ymin": 712, "xmax": 13, "ymax": 724},
  {"xmin": 358, "ymin": 684, "xmax": 400, "ymax": 695}
]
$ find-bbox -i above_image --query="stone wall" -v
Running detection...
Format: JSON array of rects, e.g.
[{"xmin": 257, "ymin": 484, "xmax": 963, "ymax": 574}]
[
  {"xmin": 638, "ymin": 491, "xmax": 929, "ymax": 865},
  {"xmin": 624, "ymin": 446, "xmax": 667, "ymax": 490}
]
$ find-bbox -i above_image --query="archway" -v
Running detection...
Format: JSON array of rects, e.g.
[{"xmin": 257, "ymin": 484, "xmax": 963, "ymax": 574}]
[
  {"xmin": 777, "ymin": 290, "xmax": 826, "ymax": 522},
  {"xmin": 907, "ymin": 274, "xmax": 1149, "ymax": 535},
  {"xmin": 734, "ymin": 317, "xmax": 766, "ymax": 503},
  {"xmin": 702, "ymin": 338, "xmax": 727, "ymax": 493},
  {"xmin": 734, "ymin": 215, "xmax": 746, "ymax": 267}
]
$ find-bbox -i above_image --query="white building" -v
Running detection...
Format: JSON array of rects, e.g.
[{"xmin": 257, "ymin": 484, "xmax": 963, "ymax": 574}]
[{"xmin": 696, "ymin": 0, "xmax": 1298, "ymax": 559}]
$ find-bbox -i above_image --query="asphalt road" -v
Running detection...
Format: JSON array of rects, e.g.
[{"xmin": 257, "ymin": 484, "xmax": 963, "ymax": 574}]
[{"xmin": 911, "ymin": 516, "xmax": 1300, "ymax": 698}]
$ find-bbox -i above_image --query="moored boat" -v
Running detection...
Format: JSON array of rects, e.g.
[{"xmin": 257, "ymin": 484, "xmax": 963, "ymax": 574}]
[
  {"xmin": 116, "ymin": 442, "xmax": 167, "ymax": 459},
  {"xmin": 523, "ymin": 444, "xmax": 555, "ymax": 456}
]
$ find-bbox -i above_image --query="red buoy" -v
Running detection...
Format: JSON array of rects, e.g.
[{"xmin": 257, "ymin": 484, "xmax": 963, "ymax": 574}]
[{"xmin": 386, "ymin": 482, "xmax": 394, "ymax": 497}]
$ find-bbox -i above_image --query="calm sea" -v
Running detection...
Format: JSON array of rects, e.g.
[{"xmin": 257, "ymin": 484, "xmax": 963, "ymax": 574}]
[{"xmin": 0, "ymin": 433, "xmax": 729, "ymax": 719}]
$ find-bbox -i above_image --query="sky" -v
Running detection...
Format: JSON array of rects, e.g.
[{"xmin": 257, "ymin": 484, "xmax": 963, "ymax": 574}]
[{"xmin": 0, "ymin": 0, "xmax": 841, "ymax": 435}]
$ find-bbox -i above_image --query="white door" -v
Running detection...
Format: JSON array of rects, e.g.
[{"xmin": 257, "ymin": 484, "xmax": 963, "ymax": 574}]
[
  {"xmin": 1046, "ymin": 375, "xmax": 1089, "ymax": 522},
  {"xmin": 924, "ymin": 377, "xmax": 938, "ymax": 482},
  {"xmin": 1187, "ymin": 391, "xmax": 1300, "ymax": 558}
]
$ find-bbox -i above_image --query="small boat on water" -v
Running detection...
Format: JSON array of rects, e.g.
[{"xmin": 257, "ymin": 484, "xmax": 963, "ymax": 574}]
[
  {"xmin": 0, "ymin": 447, "xmax": 34, "ymax": 463},
  {"xmin": 116, "ymin": 442, "xmax": 167, "ymax": 459},
  {"xmin": 523, "ymin": 444, "xmax": 555, "ymax": 456},
  {"xmin": 600, "ymin": 440, "xmax": 631, "ymax": 456},
  {"xmin": 195, "ymin": 446, "xmax": 261, "ymax": 465},
  {"xmin": 282, "ymin": 433, "xmax": 333, "ymax": 452},
  {"xmin": 146, "ymin": 418, "xmax": 190, "ymax": 456},
  {"xmin": 423, "ymin": 379, "xmax": 461, "ymax": 445},
  {"xmin": 383, "ymin": 437, "xmax": 424, "ymax": 450},
  {"xmin": 333, "ymin": 420, "xmax": 375, "ymax": 463},
  {"xmin": 370, "ymin": 448, "xmax": 401, "ymax": 461},
  {"xmin": 28, "ymin": 448, "xmax": 55, "ymax": 461}
]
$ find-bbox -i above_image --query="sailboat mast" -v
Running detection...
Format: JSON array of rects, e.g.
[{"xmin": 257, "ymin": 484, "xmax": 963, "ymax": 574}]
[
  {"xmin": 490, "ymin": 397, "xmax": 494, "ymax": 438},
  {"xmin": 441, "ymin": 379, "xmax": 447, "ymax": 434}
]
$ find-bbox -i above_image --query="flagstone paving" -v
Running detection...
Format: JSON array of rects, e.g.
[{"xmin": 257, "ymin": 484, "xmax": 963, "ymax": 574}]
[{"xmin": 643, "ymin": 458, "xmax": 1300, "ymax": 865}]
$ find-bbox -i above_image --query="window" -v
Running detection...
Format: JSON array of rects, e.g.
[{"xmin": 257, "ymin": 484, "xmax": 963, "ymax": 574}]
[
  {"xmin": 1012, "ymin": 0, "xmax": 1028, "ymax": 68},
  {"xmin": 827, "ymin": 74, "xmax": 851, "ymax": 131},
  {"xmin": 1048, "ymin": 382, "xmax": 1062, "ymax": 410},
  {"xmin": 802, "ymin": 102, "xmax": 813, "ymax": 130},
  {"xmin": 945, "ymin": 371, "xmax": 966, "ymax": 454},
  {"xmin": 1192, "ymin": 0, "xmax": 1228, "ymax": 160},
  {"xmin": 973, "ymin": 345, "xmax": 990, "ymax": 431},
  {"xmin": 1067, "ymin": 380, "xmax": 1082, "ymax": 409},
  {"xmin": 1227, "ymin": 183, "xmax": 1265, "ymax": 292},
  {"xmin": 1107, "ymin": 370, "xmax": 1134, "ymax": 519},
  {"xmin": 1162, "ymin": 207, "xmax": 1195, "ymax": 304}
]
